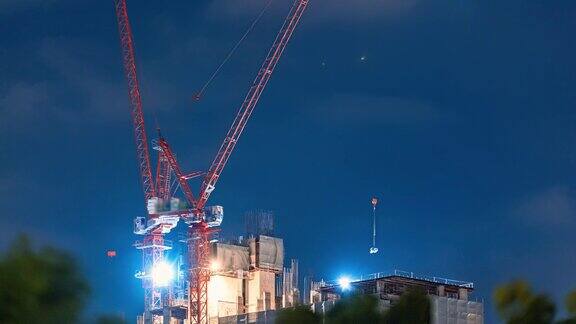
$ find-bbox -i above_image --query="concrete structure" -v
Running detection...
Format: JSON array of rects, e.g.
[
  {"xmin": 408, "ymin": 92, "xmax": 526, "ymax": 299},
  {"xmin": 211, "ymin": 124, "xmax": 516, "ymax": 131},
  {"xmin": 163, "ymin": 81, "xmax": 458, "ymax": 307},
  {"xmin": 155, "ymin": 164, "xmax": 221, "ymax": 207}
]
[
  {"xmin": 282, "ymin": 259, "xmax": 300, "ymax": 308},
  {"xmin": 138, "ymin": 208, "xmax": 302, "ymax": 324},
  {"xmin": 206, "ymin": 235, "xmax": 285, "ymax": 323},
  {"xmin": 311, "ymin": 270, "xmax": 483, "ymax": 324}
]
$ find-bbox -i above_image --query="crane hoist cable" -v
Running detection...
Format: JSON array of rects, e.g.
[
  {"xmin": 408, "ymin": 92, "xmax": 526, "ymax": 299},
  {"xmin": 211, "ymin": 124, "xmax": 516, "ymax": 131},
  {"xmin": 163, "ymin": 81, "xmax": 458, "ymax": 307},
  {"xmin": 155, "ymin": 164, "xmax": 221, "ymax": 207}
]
[
  {"xmin": 192, "ymin": 0, "xmax": 274, "ymax": 101},
  {"xmin": 370, "ymin": 197, "xmax": 379, "ymax": 254}
]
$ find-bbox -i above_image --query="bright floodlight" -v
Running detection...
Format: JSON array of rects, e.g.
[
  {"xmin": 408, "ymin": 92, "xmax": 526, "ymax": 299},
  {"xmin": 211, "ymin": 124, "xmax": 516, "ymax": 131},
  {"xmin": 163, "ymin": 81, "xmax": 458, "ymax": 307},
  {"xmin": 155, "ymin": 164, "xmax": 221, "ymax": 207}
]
[
  {"xmin": 151, "ymin": 261, "xmax": 174, "ymax": 287},
  {"xmin": 210, "ymin": 260, "xmax": 221, "ymax": 272},
  {"xmin": 338, "ymin": 276, "xmax": 351, "ymax": 290}
]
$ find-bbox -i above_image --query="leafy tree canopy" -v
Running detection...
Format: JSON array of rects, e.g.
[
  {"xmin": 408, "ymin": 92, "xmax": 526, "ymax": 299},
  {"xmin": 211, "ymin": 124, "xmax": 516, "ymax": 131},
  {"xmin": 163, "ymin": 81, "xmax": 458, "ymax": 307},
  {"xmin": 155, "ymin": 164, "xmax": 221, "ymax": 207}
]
[
  {"xmin": 0, "ymin": 235, "xmax": 90, "ymax": 324},
  {"xmin": 493, "ymin": 280, "xmax": 576, "ymax": 324},
  {"xmin": 382, "ymin": 288, "xmax": 430, "ymax": 324},
  {"xmin": 325, "ymin": 294, "xmax": 382, "ymax": 324},
  {"xmin": 276, "ymin": 305, "xmax": 320, "ymax": 324}
]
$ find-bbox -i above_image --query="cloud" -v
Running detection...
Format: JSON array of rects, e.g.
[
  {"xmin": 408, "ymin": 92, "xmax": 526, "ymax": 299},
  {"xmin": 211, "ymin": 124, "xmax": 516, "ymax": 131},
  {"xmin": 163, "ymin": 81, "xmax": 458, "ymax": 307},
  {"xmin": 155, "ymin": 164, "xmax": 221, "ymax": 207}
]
[
  {"xmin": 513, "ymin": 186, "xmax": 576, "ymax": 227},
  {"xmin": 37, "ymin": 38, "xmax": 129, "ymax": 123},
  {"xmin": 0, "ymin": 0, "xmax": 56, "ymax": 14},
  {"xmin": 311, "ymin": 0, "xmax": 420, "ymax": 22},
  {"xmin": 1, "ymin": 37, "xmax": 134, "ymax": 129},
  {"xmin": 0, "ymin": 82, "xmax": 47, "ymax": 119},
  {"xmin": 207, "ymin": 0, "xmax": 419, "ymax": 23},
  {"xmin": 36, "ymin": 37, "xmax": 183, "ymax": 126},
  {"xmin": 310, "ymin": 94, "xmax": 436, "ymax": 126},
  {"xmin": 0, "ymin": 38, "xmax": 124, "ymax": 127}
]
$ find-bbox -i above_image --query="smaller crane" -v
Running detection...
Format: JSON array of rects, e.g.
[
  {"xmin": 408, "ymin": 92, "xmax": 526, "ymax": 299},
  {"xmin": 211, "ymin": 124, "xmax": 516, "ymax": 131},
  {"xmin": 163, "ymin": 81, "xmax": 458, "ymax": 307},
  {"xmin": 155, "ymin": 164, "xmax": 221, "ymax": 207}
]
[{"xmin": 369, "ymin": 197, "xmax": 379, "ymax": 254}]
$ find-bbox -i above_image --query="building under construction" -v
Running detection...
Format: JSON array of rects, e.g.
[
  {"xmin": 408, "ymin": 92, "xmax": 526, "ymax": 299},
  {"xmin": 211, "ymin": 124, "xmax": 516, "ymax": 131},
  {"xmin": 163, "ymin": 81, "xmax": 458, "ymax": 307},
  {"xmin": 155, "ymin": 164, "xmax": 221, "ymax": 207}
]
[
  {"xmin": 137, "ymin": 211, "xmax": 300, "ymax": 324},
  {"xmin": 113, "ymin": 0, "xmax": 309, "ymax": 322},
  {"xmin": 310, "ymin": 271, "xmax": 484, "ymax": 324},
  {"xmin": 113, "ymin": 0, "xmax": 483, "ymax": 322},
  {"xmin": 137, "ymin": 211, "xmax": 484, "ymax": 324}
]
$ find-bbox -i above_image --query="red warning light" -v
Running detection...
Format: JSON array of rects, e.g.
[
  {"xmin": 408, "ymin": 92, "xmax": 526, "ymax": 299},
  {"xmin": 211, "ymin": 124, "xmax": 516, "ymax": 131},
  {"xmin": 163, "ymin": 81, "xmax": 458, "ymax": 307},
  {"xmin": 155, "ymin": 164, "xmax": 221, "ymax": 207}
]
[{"xmin": 107, "ymin": 250, "xmax": 117, "ymax": 258}]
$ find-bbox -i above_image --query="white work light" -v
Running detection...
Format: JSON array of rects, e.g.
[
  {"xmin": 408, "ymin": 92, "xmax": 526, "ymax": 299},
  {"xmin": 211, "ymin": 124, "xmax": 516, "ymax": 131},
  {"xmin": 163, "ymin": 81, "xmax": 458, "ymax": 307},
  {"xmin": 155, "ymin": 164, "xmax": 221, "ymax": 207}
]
[
  {"xmin": 151, "ymin": 261, "xmax": 174, "ymax": 287},
  {"xmin": 338, "ymin": 276, "xmax": 351, "ymax": 290}
]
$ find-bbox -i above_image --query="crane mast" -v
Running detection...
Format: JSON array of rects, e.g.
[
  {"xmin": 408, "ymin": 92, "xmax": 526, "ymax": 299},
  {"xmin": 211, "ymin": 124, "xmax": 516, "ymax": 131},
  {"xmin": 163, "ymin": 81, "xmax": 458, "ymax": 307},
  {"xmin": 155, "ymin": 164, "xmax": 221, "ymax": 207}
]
[
  {"xmin": 155, "ymin": 151, "xmax": 172, "ymax": 202},
  {"xmin": 114, "ymin": 1, "xmax": 173, "ymax": 322}
]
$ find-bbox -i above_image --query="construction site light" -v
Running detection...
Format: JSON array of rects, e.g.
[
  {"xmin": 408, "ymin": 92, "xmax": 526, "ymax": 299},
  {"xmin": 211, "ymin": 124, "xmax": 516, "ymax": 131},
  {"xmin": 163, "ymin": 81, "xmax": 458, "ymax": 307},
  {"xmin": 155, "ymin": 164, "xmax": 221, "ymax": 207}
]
[
  {"xmin": 151, "ymin": 261, "xmax": 174, "ymax": 287},
  {"xmin": 210, "ymin": 260, "xmax": 221, "ymax": 272},
  {"xmin": 338, "ymin": 276, "xmax": 351, "ymax": 290}
]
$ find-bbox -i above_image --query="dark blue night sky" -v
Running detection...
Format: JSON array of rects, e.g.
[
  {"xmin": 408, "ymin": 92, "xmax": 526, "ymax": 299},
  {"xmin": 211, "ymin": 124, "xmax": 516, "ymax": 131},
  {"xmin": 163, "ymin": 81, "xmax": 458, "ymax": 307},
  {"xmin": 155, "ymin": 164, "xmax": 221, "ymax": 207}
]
[{"xmin": 1, "ymin": 0, "xmax": 576, "ymax": 322}]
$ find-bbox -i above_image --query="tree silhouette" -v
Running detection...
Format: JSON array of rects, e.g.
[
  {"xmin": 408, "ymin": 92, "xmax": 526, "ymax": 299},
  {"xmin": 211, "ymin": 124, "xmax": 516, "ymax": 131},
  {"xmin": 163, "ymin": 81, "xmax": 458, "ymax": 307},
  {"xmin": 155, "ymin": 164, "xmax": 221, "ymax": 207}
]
[
  {"xmin": 382, "ymin": 288, "xmax": 430, "ymax": 324},
  {"xmin": 557, "ymin": 291, "xmax": 576, "ymax": 324},
  {"xmin": 325, "ymin": 294, "xmax": 383, "ymax": 324},
  {"xmin": 276, "ymin": 305, "xmax": 320, "ymax": 324},
  {"xmin": 320, "ymin": 288, "xmax": 430, "ymax": 324},
  {"xmin": 492, "ymin": 280, "xmax": 576, "ymax": 324},
  {"xmin": 0, "ymin": 235, "xmax": 90, "ymax": 324},
  {"xmin": 567, "ymin": 291, "xmax": 576, "ymax": 317},
  {"xmin": 96, "ymin": 314, "xmax": 127, "ymax": 324}
]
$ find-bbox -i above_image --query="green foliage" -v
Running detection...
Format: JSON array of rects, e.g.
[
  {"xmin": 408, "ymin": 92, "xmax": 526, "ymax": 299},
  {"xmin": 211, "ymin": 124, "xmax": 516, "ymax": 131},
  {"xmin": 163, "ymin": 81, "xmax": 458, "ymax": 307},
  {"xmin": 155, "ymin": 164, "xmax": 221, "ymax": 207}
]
[
  {"xmin": 325, "ymin": 294, "xmax": 383, "ymax": 324},
  {"xmin": 0, "ymin": 235, "xmax": 90, "ymax": 324},
  {"xmin": 494, "ymin": 280, "xmax": 557, "ymax": 324},
  {"xmin": 557, "ymin": 290, "xmax": 576, "ymax": 324},
  {"xmin": 521, "ymin": 295, "xmax": 556, "ymax": 324},
  {"xmin": 275, "ymin": 305, "xmax": 320, "ymax": 324},
  {"xmin": 382, "ymin": 288, "xmax": 430, "ymax": 324},
  {"xmin": 567, "ymin": 291, "xmax": 576, "ymax": 316},
  {"xmin": 557, "ymin": 319, "xmax": 576, "ymax": 324},
  {"xmin": 96, "ymin": 314, "xmax": 127, "ymax": 324},
  {"xmin": 322, "ymin": 288, "xmax": 430, "ymax": 324}
]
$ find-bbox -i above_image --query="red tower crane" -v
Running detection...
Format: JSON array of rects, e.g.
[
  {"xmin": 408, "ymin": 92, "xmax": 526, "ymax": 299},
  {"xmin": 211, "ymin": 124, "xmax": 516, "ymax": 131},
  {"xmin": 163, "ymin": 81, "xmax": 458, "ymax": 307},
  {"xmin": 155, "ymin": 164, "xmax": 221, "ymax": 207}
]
[
  {"xmin": 114, "ymin": 0, "xmax": 309, "ymax": 323},
  {"xmin": 113, "ymin": 0, "xmax": 155, "ymax": 202},
  {"xmin": 178, "ymin": 2, "xmax": 308, "ymax": 322},
  {"xmin": 114, "ymin": 0, "xmax": 177, "ymax": 320}
]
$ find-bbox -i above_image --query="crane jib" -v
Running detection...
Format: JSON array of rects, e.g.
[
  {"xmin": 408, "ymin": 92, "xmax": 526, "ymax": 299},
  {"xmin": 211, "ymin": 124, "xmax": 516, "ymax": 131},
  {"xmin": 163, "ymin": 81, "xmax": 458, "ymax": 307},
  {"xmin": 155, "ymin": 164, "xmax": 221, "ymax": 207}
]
[
  {"xmin": 197, "ymin": 0, "xmax": 309, "ymax": 211},
  {"xmin": 114, "ymin": 0, "xmax": 156, "ymax": 204}
]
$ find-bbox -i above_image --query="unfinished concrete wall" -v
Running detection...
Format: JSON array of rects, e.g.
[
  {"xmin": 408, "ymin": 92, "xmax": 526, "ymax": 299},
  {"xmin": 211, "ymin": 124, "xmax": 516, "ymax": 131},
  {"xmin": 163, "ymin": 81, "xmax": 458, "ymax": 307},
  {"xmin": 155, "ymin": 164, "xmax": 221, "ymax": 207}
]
[
  {"xmin": 245, "ymin": 270, "xmax": 277, "ymax": 314},
  {"xmin": 212, "ymin": 243, "xmax": 249, "ymax": 272},
  {"xmin": 247, "ymin": 236, "xmax": 284, "ymax": 272},
  {"xmin": 207, "ymin": 274, "xmax": 244, "ymax": 321}
]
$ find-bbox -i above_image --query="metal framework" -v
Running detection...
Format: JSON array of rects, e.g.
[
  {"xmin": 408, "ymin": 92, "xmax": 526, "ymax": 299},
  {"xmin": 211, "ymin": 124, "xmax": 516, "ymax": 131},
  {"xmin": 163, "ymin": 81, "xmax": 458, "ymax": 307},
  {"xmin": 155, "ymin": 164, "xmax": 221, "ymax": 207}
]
[
  {"xmin": 114, "ymin": 1, "xmax": 169, "ymax": 323},
  {"xmin": 188, "ymin": 225, "xmax": 212, "ymax": 324},
  {"xmin": 157, "ymin": 138, "xmax": 198, "ymax": 211},
  {"xmin": 114, "ymin": 0, "xmax": 309, "ymax": 323},
  {"xmin": 135, "ymin": 234, "xmax": 172, "ymax": 313},
  {"xmin": 187, "ymin": 2, "xmax": 309, "ymax": 323},
  {"xmin": 155, "ymin": 150, "xmax": 172, "ymax": 202},
  {"xmin": 113, "ymin": 0, "xmax": 155, "ymax": 202},
  {"xmin": 197, "ymin": 0, "xmax": 309, "ymax": 211}
]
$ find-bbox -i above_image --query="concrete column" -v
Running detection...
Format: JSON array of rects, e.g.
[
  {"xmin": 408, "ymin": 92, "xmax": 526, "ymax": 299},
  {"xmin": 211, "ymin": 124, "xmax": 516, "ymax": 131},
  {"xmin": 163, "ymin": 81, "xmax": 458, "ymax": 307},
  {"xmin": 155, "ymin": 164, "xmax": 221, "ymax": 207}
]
[
  {"xmin": 458, "ymin": 288, "xmax": 468, "ymax": 301},
  {"xmin": 437, "ymin": 285, "xmax": 445, "ymax": 297}
]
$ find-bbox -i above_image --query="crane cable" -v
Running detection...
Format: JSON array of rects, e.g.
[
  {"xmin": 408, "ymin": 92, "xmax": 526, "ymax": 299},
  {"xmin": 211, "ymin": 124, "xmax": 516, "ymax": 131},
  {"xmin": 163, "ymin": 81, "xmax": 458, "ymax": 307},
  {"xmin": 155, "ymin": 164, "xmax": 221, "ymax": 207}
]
[
  {"xmin": 370, "ymin": 197, "xmax": 379, "ymax": 254},
  {"xmin": 193, "ymin": 0, "xmax": 274, "ymax": 101}
]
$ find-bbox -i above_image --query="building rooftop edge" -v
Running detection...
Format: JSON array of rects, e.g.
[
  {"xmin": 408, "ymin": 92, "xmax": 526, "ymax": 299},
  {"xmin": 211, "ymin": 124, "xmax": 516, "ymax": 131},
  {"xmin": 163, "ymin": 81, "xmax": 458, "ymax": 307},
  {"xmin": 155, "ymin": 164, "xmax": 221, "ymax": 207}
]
[{"xmin": 320, "ymin": 269, "xmax": 474, "ymax": 290}]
